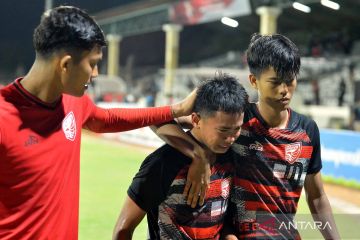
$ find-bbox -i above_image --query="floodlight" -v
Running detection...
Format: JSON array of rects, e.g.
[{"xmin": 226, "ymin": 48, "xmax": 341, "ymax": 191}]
[
  {"xmin": 321, "ymin": 0, "xmax": 340, "ymax": 10},
  {"xmin": 292, "ymin": 2, "xmax": 311, "ymax": 13},
  {"xmin": 221, "ymin": 17, "xmax": 239, "ymax": 28}
]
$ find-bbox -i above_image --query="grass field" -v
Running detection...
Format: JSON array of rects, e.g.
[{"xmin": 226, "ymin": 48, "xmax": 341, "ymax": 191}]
[
  {"xmin": 79, "ymin": 133, "xmax": 359, "ymax": 240},
  {"xmin": 79, "ymin": 133, "xmax": 148, "ymax": 240}
]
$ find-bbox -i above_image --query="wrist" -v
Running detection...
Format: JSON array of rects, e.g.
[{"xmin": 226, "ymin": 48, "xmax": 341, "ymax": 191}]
[
  {"xmin": 193, "ymin": 146, "xmax": 208, "ymax": 163},
  {"xmin": 170, "ymin": 104, "xmax": 182, "ymax": 118}
]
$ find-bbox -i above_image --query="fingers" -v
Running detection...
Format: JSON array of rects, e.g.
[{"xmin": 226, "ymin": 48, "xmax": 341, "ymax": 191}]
[
  {"xmin": 184, "ymin": 148, "xmax": 213, "ymax": 208},
  {"xmin": 189, "ymin": 183, "xmax": 202, "ymax": 208},
  {"xmin": 198, "ymin": 184, "xmax": 207, "ymax": 206},
  {"xmin": 185, "ymin": 178, "xmax": 209, "ymax": 208},
  {"xmin": 186, "ymin": 181, "xmax": 196, "ymax": 206},
  {"xmin": 183, "ymin": 178, "xmax": 192, "ymax": 197}
]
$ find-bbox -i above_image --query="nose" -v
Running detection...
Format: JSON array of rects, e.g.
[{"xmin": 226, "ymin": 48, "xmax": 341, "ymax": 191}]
[
  {"xmin": 225, "ymin": 136, "xmax": 235, "ymax": 145},
  {"xmin": 279, "ymin": 82, "xmax": 288, "ymax": 96},
  {"xmin": 91, "ymin": 66, "xmax": 99, "ymax": 78},
  {"xmin": 225, "ymin": 132, "xmax": 239, "ymax": 144}
]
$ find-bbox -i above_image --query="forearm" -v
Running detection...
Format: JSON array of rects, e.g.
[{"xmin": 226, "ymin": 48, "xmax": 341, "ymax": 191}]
[
  {"xmin": 113, "ymin": 230, "xmax": 133, "ymax": 240},
  {"xmin": 151, "ymin": 121, "xmax": 212, "ymax": 207},
  {"xmin": 84, "ymin": 106, "xmax": 173, "ymax": 133},
  {"xmin": 113, "ymin": 196, "xmax": 146, "ymax": 240},
  {"xmin": 150, "ymin": 121, "xmax": 198, "ymax": 159},
  {"xmin": 307, "ymin": 194, "xmax": 340, "ymax": 239}
]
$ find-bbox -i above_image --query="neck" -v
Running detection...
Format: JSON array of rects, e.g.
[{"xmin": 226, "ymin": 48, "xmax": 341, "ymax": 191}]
[
  {"xmin": 257, "ymin": 102, "xmax": 289, "ymax": 128},
  {"xmin": 21, "ymin": 58, "xmax": 62, "ymax": 104}
]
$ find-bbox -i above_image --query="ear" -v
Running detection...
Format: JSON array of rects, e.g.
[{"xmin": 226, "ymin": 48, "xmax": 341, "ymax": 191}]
[
  {"xmin": 191, "ymin": 112, "xmax": 201, "ymax": 129},
  {"xmin": 249, "ymin": 74, "xmax": 258, "ymax": 90},
  {"xmin": 59, "ymin": 55, "xmax": 72, "ymax": 73}
]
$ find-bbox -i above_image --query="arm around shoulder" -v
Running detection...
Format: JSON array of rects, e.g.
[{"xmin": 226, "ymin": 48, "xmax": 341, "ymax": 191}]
[
  {"xmin": 170, "ymin": 88, "xmax": 197, "ymax": 118},
  {"xmin": 150, "ymin": 120, "xmax": 213, "ymax": 207}
]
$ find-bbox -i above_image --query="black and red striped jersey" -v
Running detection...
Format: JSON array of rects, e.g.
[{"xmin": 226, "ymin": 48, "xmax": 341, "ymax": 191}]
[
  {"xmin": 128, "ymin": 133, "xmax": 235, "ymax": 240},
  {"xmin": 229, "ymin": 103, "xmax": 322, "ymax": 239}
]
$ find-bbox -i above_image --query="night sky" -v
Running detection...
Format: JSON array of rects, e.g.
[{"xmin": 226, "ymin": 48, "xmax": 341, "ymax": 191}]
[
  {"xmin": 1, "ymin": 1, "xmax": 359, "ymax": 83},
  {"xmin": 0, "ymin": 0, "xmax": 139, "ymax": 80},
  {"xmin": 0, "ymin": 0, "xmax": 251, "ymax": 82}
]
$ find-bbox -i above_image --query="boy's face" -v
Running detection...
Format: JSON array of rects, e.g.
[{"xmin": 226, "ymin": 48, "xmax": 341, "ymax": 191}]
[
  {"xmin": 61, "ymin": 45, "xmax": 103, "ymax": 97},
  {"xmin": 250, "ymin": 67, "xmax": 297, "ymax": 111},
  {"xmin": 192, "ymin": 111, "xmax": 244, "ymax": 154}
]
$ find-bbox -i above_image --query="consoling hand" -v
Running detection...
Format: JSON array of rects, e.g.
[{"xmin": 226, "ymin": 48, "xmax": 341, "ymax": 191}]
[
  {"xmin": 183, "ymin": 145, "xmax": 214, "ymax": 208},
  {"xmin": 171, "ymin": 89, "xmax": 197, "ymax": 118}
]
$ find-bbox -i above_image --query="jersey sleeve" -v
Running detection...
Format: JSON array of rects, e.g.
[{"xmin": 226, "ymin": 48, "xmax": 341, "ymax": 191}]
[
  {"xmin": 127, "ymin": 145, "xmax": 190, "ymax": 211},
  {"xmin": 81, "ymin": 97, "xmax": 174, "ymax": 133},
  {"xmin": 80, "ymin": 95, "xmax": 98, "ymax": 125},
  {"xmin": 0, "ymin": 120, "xmax": 2, "ymax": 145},
  {"xmin": 307, "ymin": 120, "xmax": 322, "ymax": 174},
  {"xmin": 0, "ymin": 116, "xmax": 4, "ymax": 147}
]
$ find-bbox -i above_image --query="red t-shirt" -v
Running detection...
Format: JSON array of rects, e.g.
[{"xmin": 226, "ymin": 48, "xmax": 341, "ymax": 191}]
[{"xmin": 0, "ymin": 78, "xmax": 173, "ymax": 239}]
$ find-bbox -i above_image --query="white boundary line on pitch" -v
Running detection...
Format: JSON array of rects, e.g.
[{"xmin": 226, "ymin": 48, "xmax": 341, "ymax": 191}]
[{"xmin": 327, "ymin": 195, "xmax": 360, "ymax": 214}]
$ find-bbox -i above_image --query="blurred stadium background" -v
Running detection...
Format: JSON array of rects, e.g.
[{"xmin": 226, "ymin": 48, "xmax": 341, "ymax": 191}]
[{"xmin": 1, "ymin": 0, "xmax": 360, "ymax": 239}]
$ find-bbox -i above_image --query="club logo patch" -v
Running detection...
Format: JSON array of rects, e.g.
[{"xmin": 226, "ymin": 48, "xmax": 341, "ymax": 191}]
[
  {"xmin": 249, "ymin": 141, "xmax": 263, "ymax": 151},
  {"xmin": 285, "ymin": 142, "xmax": 302, "ymax": 164},
  {"xmin": 62, "ymin": 111, "xmax": 76, "ymax": 141}
]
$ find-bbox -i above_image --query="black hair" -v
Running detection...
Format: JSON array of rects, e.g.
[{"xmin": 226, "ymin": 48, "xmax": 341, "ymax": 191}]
[
  {"xmin": 33, "ymin": 6, "xmax": 106, "ymax": 58},
  {"xmin": 194, "ymin": 72, "xmax": 249, "ymax": 117},
  {"xmin": 246, "ymin": 33, "xmax": 300, "ymax": 83}
]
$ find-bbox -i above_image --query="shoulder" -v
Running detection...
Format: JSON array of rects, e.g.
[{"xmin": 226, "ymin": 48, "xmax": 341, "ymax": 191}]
[
  {"xmin": 289, "ymin": 109, "xmax": 320, "ymax": 143},
  {"xmin": 0, "ymin": 89, "xmax": 16, "ymax": 123},
  {"xmin": 128, "ymin": 144, "xmax": 190, "ymax": 210},
  {"xmin": 140, "ymin": 144, "xmax": 190, "ymax": 172},
  {"xmin": 62, "ymin": 94, "xmax": 97, "ymax": 118},
  {"xmin": 243, "ymin": 102, "xmax": 257, "ymax": 122},
  {"xmin": 290, "ymin": 109, "xmax": 318, "ymax": 129},
  {"xmin": 0, "ymin": 106, "xmax": 7, "ymax": 146}
]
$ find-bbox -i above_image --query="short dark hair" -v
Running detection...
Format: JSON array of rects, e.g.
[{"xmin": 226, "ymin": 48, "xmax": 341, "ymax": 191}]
[
  {"xmin": 33, "ymin": 6, "xmax": 106, "ymax": 57},
  {"xmin": 194, "ymin": 73, "xmax": 249, "ymax": 117},
  {"xmin": 246, "ymin": 33, "xmax": 300, "ymax": 83}
]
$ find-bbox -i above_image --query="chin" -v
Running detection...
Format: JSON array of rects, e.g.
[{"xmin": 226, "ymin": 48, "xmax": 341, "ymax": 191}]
[
  {"xmin": 277, "ymin": 104, "xmax": 289, "ymax": 111},
  {"xmin": 213, "ymin": 148, "xmax": 229, "ymax": 154}
]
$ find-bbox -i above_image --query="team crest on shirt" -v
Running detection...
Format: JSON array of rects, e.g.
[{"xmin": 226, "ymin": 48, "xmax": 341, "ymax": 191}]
[
  {"xmin": 285, "ymin": 142, "xmax": 302, "ymax": 164},
  {"xmin": 249, "ymin": 141, "xmax": 263, "ymax": 151},
  {"xmin": 62, "ymin": 111, "xmax": 76, "ymax": 141},
  {"xmin": 221, "ymin": 178, "xmax": 230, "ymax": 199}
]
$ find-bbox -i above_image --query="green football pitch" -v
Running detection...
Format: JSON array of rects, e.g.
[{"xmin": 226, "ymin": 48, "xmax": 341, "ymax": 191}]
[{"xmin": 79, "ymin": 133, "xmax": 359, "ymax": 240}]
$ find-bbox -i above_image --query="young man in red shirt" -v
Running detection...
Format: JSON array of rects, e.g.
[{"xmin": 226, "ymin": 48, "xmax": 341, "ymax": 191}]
[
  {"xmin": 0, "ymin": 6, "xmax": 195, "ymax": 240},
  {"xmin": 154, "ymin": 34, "xmax": 340, "ymax": 239}
]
